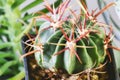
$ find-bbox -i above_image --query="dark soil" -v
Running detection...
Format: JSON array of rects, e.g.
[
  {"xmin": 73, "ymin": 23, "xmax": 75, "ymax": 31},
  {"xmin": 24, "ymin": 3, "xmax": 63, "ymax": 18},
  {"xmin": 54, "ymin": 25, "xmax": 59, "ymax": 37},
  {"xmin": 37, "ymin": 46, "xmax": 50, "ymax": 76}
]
[{"xmin": 25, "ymin": 54, "xmax": 110, "ymax": 80}]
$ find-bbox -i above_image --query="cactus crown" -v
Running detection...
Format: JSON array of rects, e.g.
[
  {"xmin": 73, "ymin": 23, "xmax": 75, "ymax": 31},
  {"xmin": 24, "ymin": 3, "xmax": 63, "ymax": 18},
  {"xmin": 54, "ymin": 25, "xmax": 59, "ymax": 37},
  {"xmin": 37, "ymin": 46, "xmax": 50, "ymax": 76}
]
[{"xmin": 23, "ymin": 0, "xmax": 120, "ymax": 75}]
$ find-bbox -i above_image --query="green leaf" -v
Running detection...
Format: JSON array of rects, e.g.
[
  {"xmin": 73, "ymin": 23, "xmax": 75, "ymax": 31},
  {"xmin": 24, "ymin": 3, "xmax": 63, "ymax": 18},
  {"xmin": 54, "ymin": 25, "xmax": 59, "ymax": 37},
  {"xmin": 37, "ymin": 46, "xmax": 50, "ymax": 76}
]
[
  {"xmin": 0, "ymin": 42, "xmax": 13, "ymax": 49},
  {"xmin": 0, "ymin": 29, "xmax": 8, "ymax": 34},
  {"xmin": 8, "ymin": 70, "xmax": 25, "ymax": 80},
  {"xmin": 22, "ymin": 13, "xmax": 33, "ymax": 21},
  {"xmin": 21, "ymin": 0, "xmax": 43, "ymax": 12},
  {"xmin": 0, "ymin": 61, "xmax": 17, "ymax": 76},
  {"xmin": 7, "ymin": 0, "xmax": 15, "ymax": 6},
  {"xmin": 11, "ymin": 0, "xmax": 25, "ymax": 9},
  {"xmin": 14, "ymin": 18, "xmax": 34, "ymax": 42},
  {"xmin": 0, "ymin": 0, "xmax": 6, "ymax": 7},
  {"xmin": 0, "ymin": 8, "xmax": 4, "ymax": 15},
  {"xmin": 0, "ymin": 58, "xmax": 7, "ymax": 64},
  {"xmin": 0, "ymin": 15, "xmax": 9, "ymax": 27},
  {"xmin": 0, "ymin": 51, "xmax": 13, "ymax": 58}
]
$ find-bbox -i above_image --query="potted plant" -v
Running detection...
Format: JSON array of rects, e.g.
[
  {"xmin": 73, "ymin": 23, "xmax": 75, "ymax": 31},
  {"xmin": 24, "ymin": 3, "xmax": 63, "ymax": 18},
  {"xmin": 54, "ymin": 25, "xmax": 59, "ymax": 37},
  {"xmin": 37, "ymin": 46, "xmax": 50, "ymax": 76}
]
[{"xmin": 21, "ymin": 0, "xmax": 120, "ymax": 79}]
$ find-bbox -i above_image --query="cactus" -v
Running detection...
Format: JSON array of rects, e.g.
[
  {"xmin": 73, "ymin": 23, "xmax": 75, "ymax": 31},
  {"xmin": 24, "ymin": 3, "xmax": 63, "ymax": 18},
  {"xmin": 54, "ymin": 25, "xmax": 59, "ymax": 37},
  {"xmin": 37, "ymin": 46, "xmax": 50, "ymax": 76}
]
[
  {"xmin": 33, "ymin": 14, "xmax": 108, "ymax": 74},
  {"xmin": 23, "ymin": 0, "xmax": 119, "ymax": 75}
]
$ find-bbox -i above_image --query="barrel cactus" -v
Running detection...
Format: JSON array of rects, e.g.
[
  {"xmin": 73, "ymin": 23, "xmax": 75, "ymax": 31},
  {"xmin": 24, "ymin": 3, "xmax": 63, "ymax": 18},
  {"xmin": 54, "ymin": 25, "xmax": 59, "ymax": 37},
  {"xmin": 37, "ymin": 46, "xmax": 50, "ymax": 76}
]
[{"xmin": 26, "ymin": 0, "xmax": 118, "ymax": 75}]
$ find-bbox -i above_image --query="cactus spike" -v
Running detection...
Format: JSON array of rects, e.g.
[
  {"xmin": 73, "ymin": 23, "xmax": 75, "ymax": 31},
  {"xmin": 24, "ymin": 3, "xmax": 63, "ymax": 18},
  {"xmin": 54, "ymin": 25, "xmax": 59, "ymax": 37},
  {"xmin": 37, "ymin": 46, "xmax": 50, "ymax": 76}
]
[
  {"xmin": 21, "ymin": 33, "xmax": 43, "ymax": 59},
  {"xmin": 106, "ymin": 50, "xmax": 112, "ymax": 62},
  {"xmin": 20, "ymin": 50, "xmax": 40, "ymax": 60},
  {"xmin": 54, "ymin": 47, "xmax": 69, "ymax": 56},
  {"xmin": 103, "ymin": 27, "xmax": 120, "ymax": 62},
  {"xmin": 21, "ymin": 41, "xmax": 43, "ymax": 59},
  {"xmin": 66, "ymin": 39, "xmax": 82, "ymax": 63},
  {"xmin": 77, "ymin": 0, "xmax": 115, "ymax": 22},
  {"xmin": 44, "ymin": 0, "xmax": 54, "ymax": 14},
  {"xmin": 47, "ymin": 42, "xmax": 94, "ymax": 48},
  {"xmin": 94, "ymin": 2, "xmax": 116, "ymax": 19},
  {"xmin": 58, "ymin": 0, "xmax": 71, "ymax": 21},
  {"xmin": 72, "ymin": 48, "xmax": 82, "ymax": 64},
  {"xmin": 76, "ymin": 45, "xmax": 94, "ymax": 48},
  {"xmin": 75, "ymin": 30, "xmax": 90, "ymax": 43},
  {"xmin": 47, "ymin": 42, "xmax": 65, "ymax": 46},
  {"xmin": 108, "ymin": 45, "xmax": 120, "ymax": 51},
  {"xmin": 76, "ymin": 0, "xmax": 88, "ymax": 16},
  {"xmin": 59, "ymin": 27, "xmax": 70, "ymax": 41},
  {"xmin": 72, "ymin": 61, "xmax": 106, "ymax": 80}
]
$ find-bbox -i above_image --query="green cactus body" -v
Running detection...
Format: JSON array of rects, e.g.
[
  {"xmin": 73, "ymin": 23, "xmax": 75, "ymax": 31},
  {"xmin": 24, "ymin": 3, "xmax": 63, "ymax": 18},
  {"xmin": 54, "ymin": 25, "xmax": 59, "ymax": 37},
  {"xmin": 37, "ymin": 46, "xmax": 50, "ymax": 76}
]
[
  {"xmin": 64, "ymin": 39, "xmax": 93, "ymax": 74},
  {"xmin": 34, "ymin": 20, "xmax": 106, "ymax": 74}
]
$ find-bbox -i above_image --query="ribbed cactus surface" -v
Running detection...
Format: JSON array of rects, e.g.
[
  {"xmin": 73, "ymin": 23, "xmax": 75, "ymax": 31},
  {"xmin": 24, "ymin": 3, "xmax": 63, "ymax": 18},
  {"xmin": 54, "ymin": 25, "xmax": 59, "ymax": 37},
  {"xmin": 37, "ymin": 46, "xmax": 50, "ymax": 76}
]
[{"xmin": 34, "ymin": 18, "xmax": 106, "ymax": 74}]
